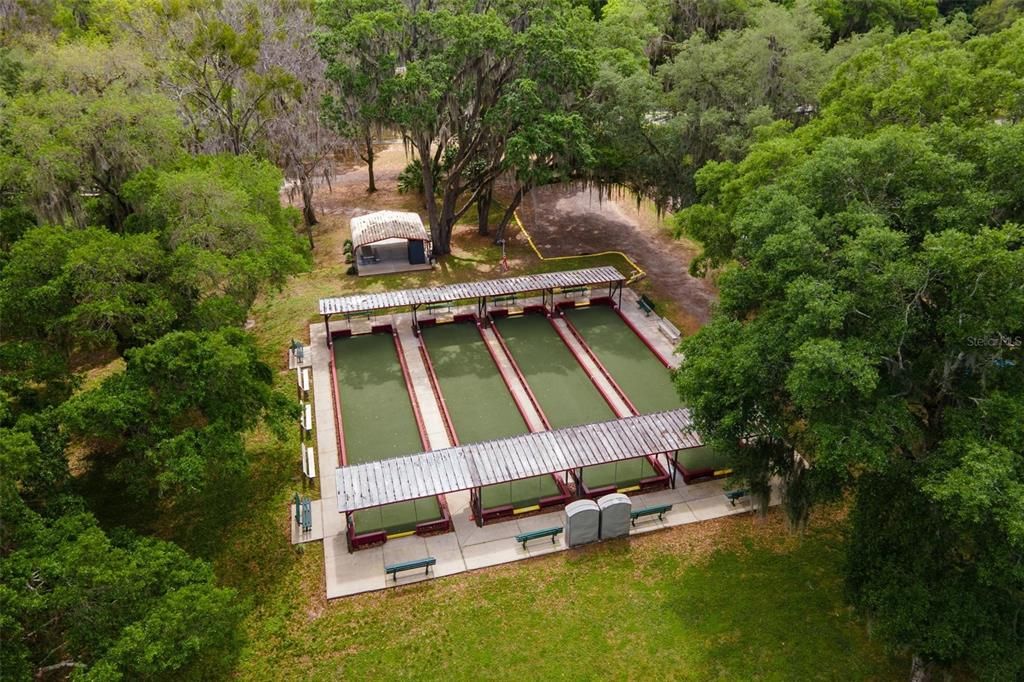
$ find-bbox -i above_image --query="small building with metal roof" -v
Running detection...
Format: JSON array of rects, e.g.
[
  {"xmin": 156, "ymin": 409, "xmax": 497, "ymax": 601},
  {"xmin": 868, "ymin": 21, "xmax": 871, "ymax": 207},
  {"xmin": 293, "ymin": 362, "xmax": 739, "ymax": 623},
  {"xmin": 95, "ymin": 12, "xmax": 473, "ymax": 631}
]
[{"xmin": 350, "ymin": 210, "xmax": 432, "ymax": 276}]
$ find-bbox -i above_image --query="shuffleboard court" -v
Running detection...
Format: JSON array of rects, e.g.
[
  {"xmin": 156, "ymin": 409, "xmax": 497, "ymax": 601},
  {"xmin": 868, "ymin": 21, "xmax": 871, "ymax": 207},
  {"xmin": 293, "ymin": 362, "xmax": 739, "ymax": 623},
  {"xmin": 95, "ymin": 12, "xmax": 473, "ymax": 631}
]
[
  {"xmin": 565, "ymin": 306, "xmax": 731, "ymax": 480},
  {"xmin": 493, "ymin": 314, "xmax": 615, "ymax": 428},
  {"xmin": 332, "ymin": 333, "xmax": 443, "ymax": 534},
  {"xmin": 494, "ymin": 314, "xmax": 656, "ymax": 489},
  {"xmin": 564, "ymin": 305, "xmax": 681, "ymax": 414},
  {"xmin": 420, "ymin": 322, "xmax": 561, "ymax": 509}
]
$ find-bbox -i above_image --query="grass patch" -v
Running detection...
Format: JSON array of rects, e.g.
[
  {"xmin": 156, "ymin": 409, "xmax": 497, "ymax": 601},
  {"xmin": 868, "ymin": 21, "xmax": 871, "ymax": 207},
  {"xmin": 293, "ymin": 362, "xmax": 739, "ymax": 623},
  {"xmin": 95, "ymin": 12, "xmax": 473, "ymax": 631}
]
[{"xmin": 232, "ymin": 507, "xmax": 904, "ymax": 680}]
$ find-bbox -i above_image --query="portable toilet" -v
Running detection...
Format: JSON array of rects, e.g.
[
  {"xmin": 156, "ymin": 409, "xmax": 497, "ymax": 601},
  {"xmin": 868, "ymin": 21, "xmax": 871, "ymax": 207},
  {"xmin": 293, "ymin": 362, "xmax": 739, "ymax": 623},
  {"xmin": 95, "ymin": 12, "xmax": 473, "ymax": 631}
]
[
  {"xmin": 564, "ymin": 499, "xmax": 600, "ymax": 547},
  {"xmin": 598, "ymin": 493, "xmax": 632, "ymax": 540}
]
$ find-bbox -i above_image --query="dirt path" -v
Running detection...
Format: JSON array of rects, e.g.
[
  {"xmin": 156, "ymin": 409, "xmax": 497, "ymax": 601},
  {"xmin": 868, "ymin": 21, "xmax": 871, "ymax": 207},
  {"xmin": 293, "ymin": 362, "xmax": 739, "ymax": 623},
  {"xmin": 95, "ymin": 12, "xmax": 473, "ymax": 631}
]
[
  {"xmin": 290, "ymin": 141, "xmax": 717, "ymax": 333},
  {"xmin": 516, "ymin": 184, "xmax": 717, "ymax": 333}
]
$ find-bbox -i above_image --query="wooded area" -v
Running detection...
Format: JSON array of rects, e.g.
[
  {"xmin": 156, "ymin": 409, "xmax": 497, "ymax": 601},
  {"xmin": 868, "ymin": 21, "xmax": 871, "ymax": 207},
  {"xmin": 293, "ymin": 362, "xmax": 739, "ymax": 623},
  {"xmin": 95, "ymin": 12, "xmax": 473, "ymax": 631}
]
[{"xmin": 2, "ymin": 0, "xmax": 1022, "ymax": 679}]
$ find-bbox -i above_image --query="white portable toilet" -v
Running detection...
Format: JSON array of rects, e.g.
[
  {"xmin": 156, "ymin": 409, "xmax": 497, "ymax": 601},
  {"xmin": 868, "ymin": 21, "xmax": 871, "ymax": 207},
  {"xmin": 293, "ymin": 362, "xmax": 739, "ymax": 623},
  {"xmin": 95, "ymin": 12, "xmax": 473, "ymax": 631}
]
[
  {"xmin": 598, "ymin": 493, "xmax": 632, "ymax": 540},
  {"xmin": 564, "ymin": 499, "xmax": 600, "ymax": 547}
]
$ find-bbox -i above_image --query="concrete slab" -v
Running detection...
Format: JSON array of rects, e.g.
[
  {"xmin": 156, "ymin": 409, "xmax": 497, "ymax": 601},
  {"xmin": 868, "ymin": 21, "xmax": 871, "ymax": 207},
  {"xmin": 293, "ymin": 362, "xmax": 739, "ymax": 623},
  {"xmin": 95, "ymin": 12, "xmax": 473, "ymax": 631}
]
[
  {"xmin": 424, "ymin": 533, "xmax": 468, "ymax": 577},
  {"xmin": 526, "ymin": 536, "xmax": 565, "ymax": 558},
  {"xmin": 382, "ymin": 535, "xmax": 429, "ymax": 566},
  {"xmin": 515, "ymin": 512, "xmax": 565, "ymax": 534},
  {"xmin": 462, "ymin": 538, "xmax": 528, "ymax": 570},
  {"xmin": 662, "ymin": 507, "xmax": 700, "ymax": 527},
  {"xmin": 674, "ymin": 478, "xmax": 726, "ymax": 502},
  {"xmin": 629, "ymin": 518, "xmax": 665, "ymax": 534},
  {"xmin": 452, "ymin": 511, "xmax": 520, "ymax": 547},
  {"xmin": 687, "ymin": 495, "xmax": 749, "ymax": 521},
  {"xmin": 326, "ymin": 546, "xmax": 384, "ymax": 598},
  {"xmin": 290, "ymin": 499, "xmax": 325, "ymax": 544},
  {"xmin": 323, "ymin": 532, "xmax": 348, "ymax": 560}
]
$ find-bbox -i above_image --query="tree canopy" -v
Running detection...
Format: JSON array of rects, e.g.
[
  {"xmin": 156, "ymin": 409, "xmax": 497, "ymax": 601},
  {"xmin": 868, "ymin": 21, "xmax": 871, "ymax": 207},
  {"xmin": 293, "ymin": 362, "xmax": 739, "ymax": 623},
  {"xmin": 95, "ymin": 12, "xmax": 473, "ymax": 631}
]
[{"xmin": 674, "ymin": 20, "xmax": 1024, "ymax": 678}]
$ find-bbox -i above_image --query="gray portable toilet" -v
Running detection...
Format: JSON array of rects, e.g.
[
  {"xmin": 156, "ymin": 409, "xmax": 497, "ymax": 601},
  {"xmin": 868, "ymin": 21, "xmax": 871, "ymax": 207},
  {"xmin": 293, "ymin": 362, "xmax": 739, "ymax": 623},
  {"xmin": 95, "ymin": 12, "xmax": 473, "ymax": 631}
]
[
  {"xmin": 564, "ymin": 499, "xmax": 600, "ymax": 547},
  {"xmin": 598, "ymin": 493, "xmax": 632, "ymax": 540}
]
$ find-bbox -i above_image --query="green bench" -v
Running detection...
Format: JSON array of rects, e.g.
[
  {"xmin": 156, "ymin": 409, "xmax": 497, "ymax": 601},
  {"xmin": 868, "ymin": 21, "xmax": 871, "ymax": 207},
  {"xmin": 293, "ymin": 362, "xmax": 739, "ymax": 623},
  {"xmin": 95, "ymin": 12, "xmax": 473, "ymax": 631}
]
[
  {"xmin": 491, "ymin": 294, "xmax": 517, "ymax": 306},
  {"xmin": 630, "ymin": 504, "xmax": 672, "ymax": 525},
  {"xmin": 293, "ymin": 493, "xmax": 313, "ymax": 533},
  {"xmin": 725, "ymin": 489, "xmax": 749, "ymax": 506},
  {"xmin": 638, "ymin": 295, "xmax": 656, "ymax": 316},
  {"xmin": 385, "ymin": 556, "xmax": 436, "ymax": 581},
  {"xmin": 514, "ymin": 526, "xmax": 563, "ymax": 549}
]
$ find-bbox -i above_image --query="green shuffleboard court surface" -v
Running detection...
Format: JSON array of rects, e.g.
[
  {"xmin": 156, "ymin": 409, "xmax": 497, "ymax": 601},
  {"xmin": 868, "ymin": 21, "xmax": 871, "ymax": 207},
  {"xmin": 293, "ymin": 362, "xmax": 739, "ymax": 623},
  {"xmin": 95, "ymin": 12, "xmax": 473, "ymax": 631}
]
[
  {"xmin": 332, "ymin": 333, "xmax": 442, "ymax": 534},
  {"xmin": 677, "ymin": 445, "xmax": 732, "ymax": 472},
  {"xmin": 494, "ymin": 315, "xmax": 615, "ymax": 429},
  {"xmin": 421, "ymin": 322, "xmax": 561, "ymax": 510},
  {"xmin": 495, "ymin": 314, "xmax": 655, "ymax": 492},
  {"xmin": 420, "ymin": 322, "xmax": 527, "ymax": 442},
  {"xmin": 480, "ymin": 475, "xmax": 561, "ymax": 509},
  {"xmin": 581, "ymin": 457, "xmax": 657, "ymax": 489},
  {"xmin": 564, "ymin": 306, "xmax": 681, "ymax": 414}
]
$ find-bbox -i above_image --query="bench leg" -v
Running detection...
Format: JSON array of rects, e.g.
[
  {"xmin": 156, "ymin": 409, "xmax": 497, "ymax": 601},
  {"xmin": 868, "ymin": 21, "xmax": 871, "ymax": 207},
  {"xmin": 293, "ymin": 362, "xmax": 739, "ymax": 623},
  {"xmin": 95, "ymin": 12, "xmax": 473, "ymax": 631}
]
[
  {"xmin": 551, "ymin": 535, "xmax": 556, "ymax": 544},
  {"xmin": 424, "ymin": 565, "xmax": 430, "ymax": 576}
]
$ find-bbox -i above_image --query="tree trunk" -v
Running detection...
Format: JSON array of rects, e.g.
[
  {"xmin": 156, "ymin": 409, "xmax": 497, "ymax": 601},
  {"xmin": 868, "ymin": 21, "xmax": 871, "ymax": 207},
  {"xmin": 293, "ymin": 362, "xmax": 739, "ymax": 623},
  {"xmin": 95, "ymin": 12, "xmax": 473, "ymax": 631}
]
[
  {"xmin": 477, "ymin": 185, "xmax": 492, "ymax": 236},
  {"xmin": 364, "ymin": 132, "xmax": 376, "ymax": 193},
  {"xmin": 493, "ymin": 185, "xmax": 528, "ymax": 244},
  {"xmin": 910, "ymin": 655, "xmax": 931, "ymax": 682},
  {"xmin": 418, "ymin": 141, "xmax": 444, "ymax": 253},
  {"xmin": 299, "ymin": 174, "xmax": 316, "ymax": 250}
]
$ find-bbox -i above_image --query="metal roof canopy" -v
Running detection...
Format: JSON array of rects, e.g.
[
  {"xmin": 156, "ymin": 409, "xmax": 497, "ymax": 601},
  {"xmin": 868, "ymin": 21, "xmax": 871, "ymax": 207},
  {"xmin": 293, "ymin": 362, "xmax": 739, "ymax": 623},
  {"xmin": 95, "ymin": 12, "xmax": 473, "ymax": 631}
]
[
  {"xmin": 350, "ymin": 210, "xmax": 430, "ymax": 249},
  {"xmin": 335, "ymin": 409, "xmax": 702, "ymax": 513},
  {"xmin": 319, "ymin": 266, "xmax": 626, "ymax": 316}
]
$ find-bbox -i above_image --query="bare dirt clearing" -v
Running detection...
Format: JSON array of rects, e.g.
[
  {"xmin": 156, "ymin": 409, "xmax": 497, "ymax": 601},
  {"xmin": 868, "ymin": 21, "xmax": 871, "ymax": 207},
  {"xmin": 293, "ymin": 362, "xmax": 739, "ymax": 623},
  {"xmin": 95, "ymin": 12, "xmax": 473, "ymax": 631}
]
[{"xmin": 286, "ymin": 141, "xmax": 717, "ymax": 334}]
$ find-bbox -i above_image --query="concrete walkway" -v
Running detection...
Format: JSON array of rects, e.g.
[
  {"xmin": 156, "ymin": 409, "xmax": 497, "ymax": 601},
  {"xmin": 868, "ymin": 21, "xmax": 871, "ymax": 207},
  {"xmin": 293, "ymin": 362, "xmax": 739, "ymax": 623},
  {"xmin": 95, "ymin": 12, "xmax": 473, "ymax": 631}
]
[
  {"xmin": 394, "ymin": 324, "xmax": 452, "ymax": 450},
  {"xmin": 478, "ymin": 325, "xmax": 548, "ymax": 432},
  {"xmin": 300, "ymin": 291, "xmax": 760, "ymax": 599}
]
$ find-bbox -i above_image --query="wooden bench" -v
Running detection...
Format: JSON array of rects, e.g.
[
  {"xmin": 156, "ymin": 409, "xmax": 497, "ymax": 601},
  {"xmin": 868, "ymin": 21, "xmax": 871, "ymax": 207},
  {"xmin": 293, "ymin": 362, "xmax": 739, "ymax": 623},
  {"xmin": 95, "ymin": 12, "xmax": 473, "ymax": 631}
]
[
  {"xmin": 725, "ymin": 489, "xmax": 749, "ymax": 506},
  {"xmin": 514, "ymin": 526, "xmax": 563, "ymax": 549},
  {"xmin": 384, "ymin": 556, "xmax": 436, "ymax": 581},
  {"xmin": 637, "ymin": 295, "xmax": 656, "ymax": 316},
  {"xmin": 657, "ymin": 318, "xmax": 681, "ymax": 344},
  {"xmin": 630, "ymin": 504, "xmax": 672, "ymax": 525}
]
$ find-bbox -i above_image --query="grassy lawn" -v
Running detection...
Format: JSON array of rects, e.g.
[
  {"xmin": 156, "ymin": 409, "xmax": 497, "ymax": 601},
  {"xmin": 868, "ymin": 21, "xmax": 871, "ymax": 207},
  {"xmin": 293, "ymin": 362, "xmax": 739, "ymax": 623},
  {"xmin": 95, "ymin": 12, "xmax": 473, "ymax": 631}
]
[
  {"xmin": 227, "ymin": 505, "xmax": 902, "ymax": 680},
  {"xmin": 155, "ymin": 210, "xmax": 903, "ymax": 680}
]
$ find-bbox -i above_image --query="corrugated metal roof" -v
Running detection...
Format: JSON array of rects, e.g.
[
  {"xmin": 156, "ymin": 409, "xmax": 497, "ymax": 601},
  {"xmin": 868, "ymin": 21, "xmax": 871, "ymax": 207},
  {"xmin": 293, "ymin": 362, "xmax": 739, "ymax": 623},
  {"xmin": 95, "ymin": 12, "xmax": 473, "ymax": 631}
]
[
  {"xmin": 319, "ymin": 266, "xmax": 625, "ymax": 315},
  {"xmin": 335, "ymin": 409, "xmax": 701, "ymax": 512},
  {"xmin": 351, "ymin": 211, "xmax": 429, "ymax": 249}
]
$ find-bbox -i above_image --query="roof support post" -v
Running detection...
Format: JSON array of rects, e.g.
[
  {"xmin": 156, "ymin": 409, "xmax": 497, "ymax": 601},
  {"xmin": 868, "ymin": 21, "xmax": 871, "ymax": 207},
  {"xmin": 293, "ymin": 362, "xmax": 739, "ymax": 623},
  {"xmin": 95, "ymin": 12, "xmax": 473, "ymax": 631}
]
[
  {"xmin": 472, "ymin": 488, "xmax": 484, "ymax": 527},
  {"xmin": 412, "ymin": 304, "xmax": 420, "ymax": 336},
  {"xmin": 671, "ymin": 450, "xmax": 678, "ymax": 489},
  {"xmin": 345, "ymin": 511, "xmax": 353, "ymax": 553},
  {"xmin": 323, "ymin": 314, "xmax": 332, "ymax": 347}
]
